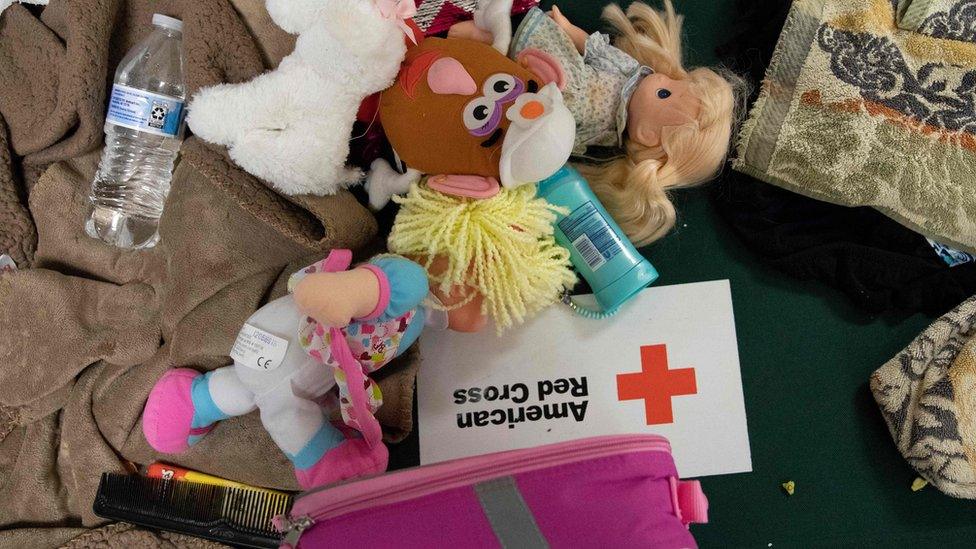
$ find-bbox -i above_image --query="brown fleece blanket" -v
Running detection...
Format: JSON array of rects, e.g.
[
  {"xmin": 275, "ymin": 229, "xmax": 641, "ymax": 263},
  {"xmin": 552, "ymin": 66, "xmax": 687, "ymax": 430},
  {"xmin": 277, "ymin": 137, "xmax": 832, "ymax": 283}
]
[
  {"xmin": 0, "ymin": 115, "xmax": 33, "ymax": 266},
  {"xmin": 0, "ymin": 0, "xmax": 264, "ymax": 166},
  {"xmin": 229, "ymin": 0, "xmax": 295, "ymax": 68},
  {"xmin": 0, "ymin": 1, "xmax": 419, "ymax": 546}
]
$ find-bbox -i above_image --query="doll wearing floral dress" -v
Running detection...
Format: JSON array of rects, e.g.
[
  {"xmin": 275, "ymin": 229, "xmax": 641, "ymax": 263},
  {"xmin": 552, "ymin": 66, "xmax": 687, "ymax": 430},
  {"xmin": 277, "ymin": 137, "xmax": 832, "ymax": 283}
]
[{"xmin": 451, "ymin": 1, "xmax": 739, "ymax": 246}]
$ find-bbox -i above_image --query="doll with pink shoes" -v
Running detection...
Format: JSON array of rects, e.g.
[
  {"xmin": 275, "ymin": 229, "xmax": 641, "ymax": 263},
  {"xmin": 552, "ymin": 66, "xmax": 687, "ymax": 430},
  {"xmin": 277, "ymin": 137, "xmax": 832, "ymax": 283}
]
[
  {"xmin": 451, "ymin": 0, "xmax": 740, "ymax": 246},
  {"xmin": 142, "ymin": 252, "xmax": 461, "ymax": 489}
]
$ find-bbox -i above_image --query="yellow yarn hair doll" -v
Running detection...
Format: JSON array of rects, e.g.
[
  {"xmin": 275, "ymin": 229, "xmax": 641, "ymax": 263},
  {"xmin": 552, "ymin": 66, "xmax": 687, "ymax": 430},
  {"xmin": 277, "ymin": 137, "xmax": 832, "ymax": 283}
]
[
  {"xmin": 388, "ymin": 183, "xmax": 577, "ymax": 334},
  {"xmin": 451, "ymin": 1, "xmax": 741, "ymax": 246}
]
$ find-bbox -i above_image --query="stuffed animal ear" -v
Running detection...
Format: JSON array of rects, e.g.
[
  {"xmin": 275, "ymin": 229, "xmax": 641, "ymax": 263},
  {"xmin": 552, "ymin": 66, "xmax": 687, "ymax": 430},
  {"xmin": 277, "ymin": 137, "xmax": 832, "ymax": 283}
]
[
  {"xmin": 516, "ymin": 48, "xmax": 566, "ymax": 90},
  {"xmin": 427, "ymin": 57, "xmax": 477, "ymax": 95}
]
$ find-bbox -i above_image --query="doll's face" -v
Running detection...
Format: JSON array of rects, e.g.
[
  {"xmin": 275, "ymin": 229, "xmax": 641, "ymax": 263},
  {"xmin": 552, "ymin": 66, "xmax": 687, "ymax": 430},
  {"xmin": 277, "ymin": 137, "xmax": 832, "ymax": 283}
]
[{"xmin": 628, "ymin": 73, "xmax": 702, "ymax": 148}]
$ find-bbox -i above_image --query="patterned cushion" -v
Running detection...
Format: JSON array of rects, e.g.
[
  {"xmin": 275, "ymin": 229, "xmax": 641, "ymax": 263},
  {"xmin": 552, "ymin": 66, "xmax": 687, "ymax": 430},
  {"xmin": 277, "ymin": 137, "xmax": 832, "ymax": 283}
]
[
  {"xmin": 735, "ymin": 0, "xmax": 976, "ymax": 256},
  {"xmin": 897, "ymin": 0, "xmax": 976, "ymax": 42},
  {"xmin": 872, "ymin": 295, "xmax": 976, "ymax": 498}
]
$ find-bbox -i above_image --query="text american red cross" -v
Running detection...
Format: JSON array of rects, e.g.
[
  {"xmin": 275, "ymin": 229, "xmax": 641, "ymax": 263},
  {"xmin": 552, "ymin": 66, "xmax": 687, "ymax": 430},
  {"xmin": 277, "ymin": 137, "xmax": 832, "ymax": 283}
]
[{"xmin": 616, "ymin": 344, "xmax": 697, "ymax": 425}]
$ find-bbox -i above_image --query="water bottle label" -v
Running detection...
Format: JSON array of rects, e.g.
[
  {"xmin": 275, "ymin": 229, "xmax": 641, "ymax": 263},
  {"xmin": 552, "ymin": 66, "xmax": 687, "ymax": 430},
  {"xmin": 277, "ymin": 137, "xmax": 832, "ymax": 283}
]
[
  {"xmin": 106, "ymin": 84, "xmax": 184, "ymax": 137},
  {"xmin": 558, "ymin": 201, "xmax": 622, "ymax": 271}
]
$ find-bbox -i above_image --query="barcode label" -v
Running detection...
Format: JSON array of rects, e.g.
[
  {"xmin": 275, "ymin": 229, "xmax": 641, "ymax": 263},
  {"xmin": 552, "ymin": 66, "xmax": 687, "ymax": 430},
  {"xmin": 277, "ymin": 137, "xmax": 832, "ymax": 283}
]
[
  {"xmin": 230, "ymin": 324, "xmax": 289, "ymax": 371},
  {"xmin": 558, "ymin": 201, "xmax": 622, "ymax": 272},
  {"xmin": 573, "ymin": 234, "xmax": 606, "ymax": 270}
]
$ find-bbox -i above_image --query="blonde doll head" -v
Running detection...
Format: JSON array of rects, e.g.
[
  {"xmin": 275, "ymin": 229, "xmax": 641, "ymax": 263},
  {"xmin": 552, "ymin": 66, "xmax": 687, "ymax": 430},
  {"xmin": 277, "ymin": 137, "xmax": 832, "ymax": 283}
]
[{"xmin": 579, "ymin": 1, "xmax": 743, "ymax": 246}]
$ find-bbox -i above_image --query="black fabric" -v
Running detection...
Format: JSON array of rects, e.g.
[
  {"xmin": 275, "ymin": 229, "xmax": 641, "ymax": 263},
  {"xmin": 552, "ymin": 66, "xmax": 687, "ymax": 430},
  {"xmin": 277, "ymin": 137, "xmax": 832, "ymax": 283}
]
[{"xmin": 711, "ymin": 0, "xmax": 976, "ymax": 317}]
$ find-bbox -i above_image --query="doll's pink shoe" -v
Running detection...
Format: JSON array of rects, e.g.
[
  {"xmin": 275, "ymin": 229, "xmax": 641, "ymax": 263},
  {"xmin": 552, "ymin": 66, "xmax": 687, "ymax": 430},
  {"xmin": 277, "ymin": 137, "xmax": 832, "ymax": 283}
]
[
  {"xmin": 294, "ymin": 439, "xmax": 389, "ymax": 490},
  {"xmin": 143, "ymin": 368, "xmax": 213, "ymax": 454}
]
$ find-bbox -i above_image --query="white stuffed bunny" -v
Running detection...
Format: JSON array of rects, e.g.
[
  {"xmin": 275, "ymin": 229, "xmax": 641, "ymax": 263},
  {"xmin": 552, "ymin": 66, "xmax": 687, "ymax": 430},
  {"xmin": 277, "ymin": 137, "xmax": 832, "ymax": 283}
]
[{"xmin": 187, "ymin": 0, "xmax": 409, "ymax": 195}]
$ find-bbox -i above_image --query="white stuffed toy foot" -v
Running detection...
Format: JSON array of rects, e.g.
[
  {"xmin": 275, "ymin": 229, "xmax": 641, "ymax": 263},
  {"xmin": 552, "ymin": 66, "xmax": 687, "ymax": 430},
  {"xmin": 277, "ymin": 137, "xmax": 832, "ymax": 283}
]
[
  {"xmin": 474, "ymin": 0, "xmax": 514, "ymax": 53},
  {"xmin": 365, "ymin": 159, "xmax": 420, "ymax": 210},
  {"xmin": 187, "ymin": 0, "xmax": 408, "ymax": 196}
]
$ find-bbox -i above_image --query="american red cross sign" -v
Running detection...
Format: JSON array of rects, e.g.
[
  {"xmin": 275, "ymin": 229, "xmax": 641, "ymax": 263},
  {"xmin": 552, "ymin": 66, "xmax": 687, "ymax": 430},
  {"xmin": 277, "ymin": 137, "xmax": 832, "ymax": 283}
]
[{"xmin": 617, "ymin": 344, "xmax": 697, "ymax": 425}]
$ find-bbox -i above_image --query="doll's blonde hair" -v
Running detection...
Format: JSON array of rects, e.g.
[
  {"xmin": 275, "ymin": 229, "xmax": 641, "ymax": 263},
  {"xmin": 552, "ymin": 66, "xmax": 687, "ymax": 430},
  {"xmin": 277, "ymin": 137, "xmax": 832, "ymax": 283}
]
[
  {"xmin": 388, "ymin": 182, "xmax": 577, "ymax": 333},
  {"xmin": 577, "ymin": 1, "xmax": 741, "ymax": 246}
]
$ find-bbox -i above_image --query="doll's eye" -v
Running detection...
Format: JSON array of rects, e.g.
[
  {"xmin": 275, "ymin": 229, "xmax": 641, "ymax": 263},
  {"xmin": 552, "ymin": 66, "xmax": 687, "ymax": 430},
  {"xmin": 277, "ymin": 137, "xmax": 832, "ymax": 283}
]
[
  {"xmin": 657, "ymin": 89, "xmax": 672, "ymax": 99},
  {"xmin": 484, "ymin": 74, "xmax": 519, "ymax": 100},
  {"xmin": 463, "ymin": 97, "xmax": 499, "ymax": 134}
]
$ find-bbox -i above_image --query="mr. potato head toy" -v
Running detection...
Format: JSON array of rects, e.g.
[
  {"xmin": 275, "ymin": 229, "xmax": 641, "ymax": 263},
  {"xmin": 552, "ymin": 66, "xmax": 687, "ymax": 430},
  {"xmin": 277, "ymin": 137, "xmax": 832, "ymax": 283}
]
[
  {"xmin": 368, "ymin": 33, "xmax": 575, "ymax": 203},
  {"xmin": 367, "ymin": 17, "xmax": 578, "ymax": 335}
]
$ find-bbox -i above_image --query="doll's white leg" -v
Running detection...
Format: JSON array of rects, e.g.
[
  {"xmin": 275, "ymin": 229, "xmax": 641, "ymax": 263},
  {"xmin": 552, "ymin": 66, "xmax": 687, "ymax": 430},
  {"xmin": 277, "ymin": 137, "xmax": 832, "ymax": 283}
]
[
  {"xmin": 144, "ymin": 365, "xmax": 257, "ymax": 453},
  {"xmin": 260, "ymin": 372, "xmax": 389, "ymax": 489},
  {"xmin": 255, "ymin": 380, "xmax": 345, "ymax": 470},
  {"xmin": 202, "ymin": 367, "xmax": 258, "ymax": 418},
  {"xmin": 183, "ymin": 366, "xmax": 259, "ymax": 446},
  {"xmin": 291, "ymin": 358, "xmax": 337, "ymax": 401}
]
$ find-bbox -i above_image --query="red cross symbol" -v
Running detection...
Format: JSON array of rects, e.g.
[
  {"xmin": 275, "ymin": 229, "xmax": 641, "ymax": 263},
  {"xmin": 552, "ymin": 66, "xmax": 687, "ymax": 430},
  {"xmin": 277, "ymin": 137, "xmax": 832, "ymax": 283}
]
[{"xmin": 617, "ymin": 345, "xmax": 697, "ymax": 425}]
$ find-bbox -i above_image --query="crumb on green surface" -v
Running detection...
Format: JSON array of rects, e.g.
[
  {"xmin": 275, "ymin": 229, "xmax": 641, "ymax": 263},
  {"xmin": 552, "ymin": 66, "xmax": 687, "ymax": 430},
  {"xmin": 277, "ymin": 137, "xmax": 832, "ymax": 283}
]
[
  {"xmin": 911, "ymin": 478, "xmax": 928, "ymax": 492},
  {"xmin": 781, "ymin": 481, "xmax": 795, "ymax": 496}
]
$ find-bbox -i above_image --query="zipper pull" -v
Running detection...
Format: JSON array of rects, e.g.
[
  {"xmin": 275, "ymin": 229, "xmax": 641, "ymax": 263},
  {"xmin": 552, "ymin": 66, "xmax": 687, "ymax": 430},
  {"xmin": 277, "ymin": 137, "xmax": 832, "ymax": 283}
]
[{"xmin": 278, "ymin": 515, "xmax": 314, "ymax": 548}]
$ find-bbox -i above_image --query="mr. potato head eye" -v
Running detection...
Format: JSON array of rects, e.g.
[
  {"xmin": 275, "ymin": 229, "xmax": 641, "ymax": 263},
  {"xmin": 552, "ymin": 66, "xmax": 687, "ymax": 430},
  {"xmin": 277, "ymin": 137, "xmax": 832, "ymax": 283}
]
[
  {"xmin": 463, "ymin": 96, "xmax": 501, "ymax": 136},
  {"xmin": 463, "ymin": 73, "xmax": 532, "ymax": 148},
  {"xmin": 477, "ymin": 80, "xmax": 540, "ymax": 149},
  {"xmin": 482, "ymin": 73, "xmax": 524, "ymax": 102}
]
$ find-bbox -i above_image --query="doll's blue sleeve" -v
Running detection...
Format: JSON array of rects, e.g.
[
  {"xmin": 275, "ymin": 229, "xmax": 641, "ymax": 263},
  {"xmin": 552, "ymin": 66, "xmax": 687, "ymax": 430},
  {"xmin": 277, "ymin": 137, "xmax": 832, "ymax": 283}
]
[{"xmin": 368, "ymin": 256, "xmax": 429, "ymax": 322}]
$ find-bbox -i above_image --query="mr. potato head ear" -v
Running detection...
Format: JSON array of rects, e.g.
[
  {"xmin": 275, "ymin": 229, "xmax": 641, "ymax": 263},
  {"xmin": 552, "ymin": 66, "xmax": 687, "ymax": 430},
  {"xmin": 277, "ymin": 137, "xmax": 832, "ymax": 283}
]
[{"xmin": 516, "ymin": 48, "xmax": 566, "ymax": 90}]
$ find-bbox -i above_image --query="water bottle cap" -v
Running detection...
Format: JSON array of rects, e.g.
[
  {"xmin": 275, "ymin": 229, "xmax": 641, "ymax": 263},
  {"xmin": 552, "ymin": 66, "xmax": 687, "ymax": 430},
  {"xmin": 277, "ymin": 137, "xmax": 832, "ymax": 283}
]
[{"xmin": 152, "ymin": 14, "xmax": 183, "ymax": 33}]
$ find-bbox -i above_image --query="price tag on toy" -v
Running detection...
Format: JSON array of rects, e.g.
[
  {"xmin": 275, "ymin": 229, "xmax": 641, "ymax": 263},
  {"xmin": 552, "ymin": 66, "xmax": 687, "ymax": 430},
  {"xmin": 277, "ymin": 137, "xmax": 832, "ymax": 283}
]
[
  {"xmin": 230, "ymin": 324, "xmax": 288, "ymax": 371},
  {"xmin": 0, "ymin": 255, "xmax": 17, "ymax": 273}
]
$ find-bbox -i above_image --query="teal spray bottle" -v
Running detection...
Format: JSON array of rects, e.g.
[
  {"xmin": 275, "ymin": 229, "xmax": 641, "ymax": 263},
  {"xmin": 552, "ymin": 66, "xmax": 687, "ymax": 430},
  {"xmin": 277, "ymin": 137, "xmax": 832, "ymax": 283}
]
[{"xmin": 537, "ymin": 166, "xmax": 659, "ymax": 318}]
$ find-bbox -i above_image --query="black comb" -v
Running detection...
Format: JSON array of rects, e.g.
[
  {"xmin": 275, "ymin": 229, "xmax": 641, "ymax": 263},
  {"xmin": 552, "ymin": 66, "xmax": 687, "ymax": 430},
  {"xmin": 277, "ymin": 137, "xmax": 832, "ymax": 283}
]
[{"xmin": 93, "ymin": 473, "xmax": 295, "ymax": 549}]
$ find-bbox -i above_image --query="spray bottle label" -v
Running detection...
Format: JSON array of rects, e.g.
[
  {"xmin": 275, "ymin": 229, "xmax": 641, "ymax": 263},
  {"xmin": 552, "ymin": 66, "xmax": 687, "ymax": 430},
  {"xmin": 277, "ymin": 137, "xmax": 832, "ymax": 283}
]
[
  {"xmin": 558, "ymin": 201, "xmax": 622, "ymax": 271},
  {"xmin": 106, "ymin": 84, "xmax": 184, "ymax": 137}
]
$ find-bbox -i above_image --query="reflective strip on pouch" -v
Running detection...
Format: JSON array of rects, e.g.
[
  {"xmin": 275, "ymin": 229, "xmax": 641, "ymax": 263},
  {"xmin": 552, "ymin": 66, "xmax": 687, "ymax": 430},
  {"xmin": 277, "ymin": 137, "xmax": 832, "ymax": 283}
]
[{"xmin": 474, "ymin": 476, "xmax": 549, "ymax": 548}]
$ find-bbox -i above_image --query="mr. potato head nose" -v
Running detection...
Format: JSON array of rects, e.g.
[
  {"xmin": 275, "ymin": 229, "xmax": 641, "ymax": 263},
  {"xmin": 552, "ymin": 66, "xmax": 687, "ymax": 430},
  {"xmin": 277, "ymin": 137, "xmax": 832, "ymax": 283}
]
[{"xmin": 520, "ymin": 100, "xmax": 545, "ymax": 120}]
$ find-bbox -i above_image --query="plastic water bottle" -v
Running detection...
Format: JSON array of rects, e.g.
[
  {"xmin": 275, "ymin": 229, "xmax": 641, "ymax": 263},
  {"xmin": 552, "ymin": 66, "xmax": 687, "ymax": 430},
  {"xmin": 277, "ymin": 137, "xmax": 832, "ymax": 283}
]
[{"xmin": 86, "ymin": 14, "xmax": 186, "ymax": 249}]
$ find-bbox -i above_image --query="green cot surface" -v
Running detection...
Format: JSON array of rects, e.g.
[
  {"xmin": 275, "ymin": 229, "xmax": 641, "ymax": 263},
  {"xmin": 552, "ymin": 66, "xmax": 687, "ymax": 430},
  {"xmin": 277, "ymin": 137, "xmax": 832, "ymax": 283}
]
[{"xmin": 389, "ymin": 1, "xmax": 976, "ymax": 546}]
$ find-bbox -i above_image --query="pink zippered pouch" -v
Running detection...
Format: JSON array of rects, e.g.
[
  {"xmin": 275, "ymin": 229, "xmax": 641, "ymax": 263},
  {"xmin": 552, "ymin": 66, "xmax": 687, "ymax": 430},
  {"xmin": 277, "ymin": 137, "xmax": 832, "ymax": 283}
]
[{"xmin": 276, "ymin": 435, "xmax": 708, "ymax": 548}]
